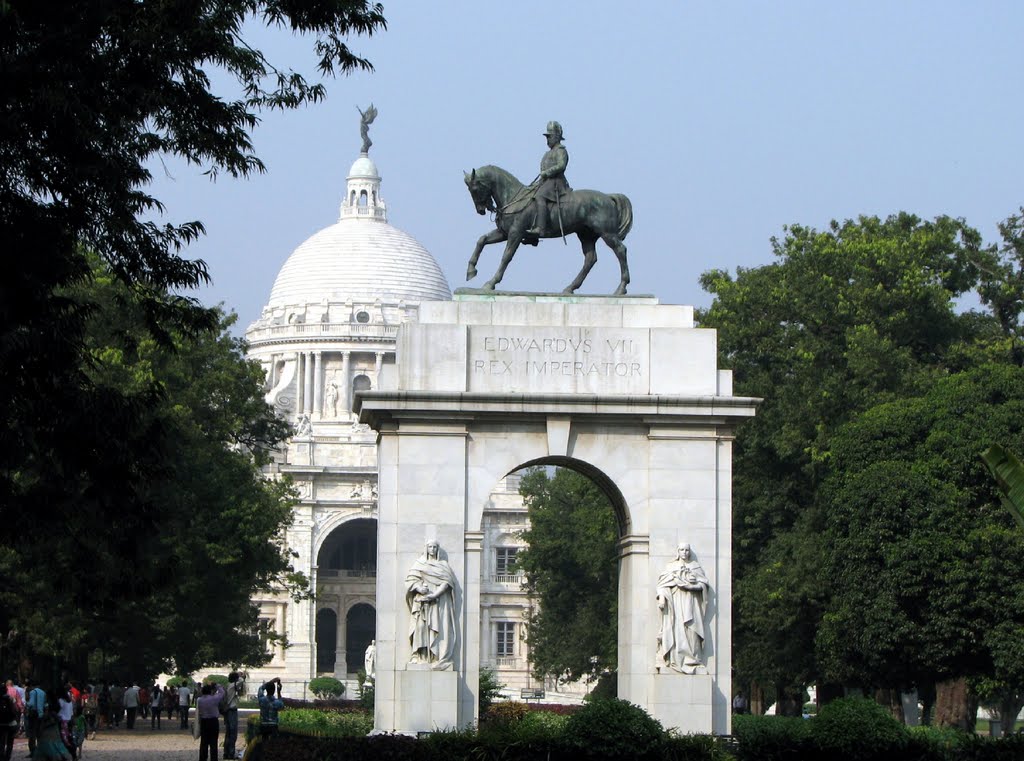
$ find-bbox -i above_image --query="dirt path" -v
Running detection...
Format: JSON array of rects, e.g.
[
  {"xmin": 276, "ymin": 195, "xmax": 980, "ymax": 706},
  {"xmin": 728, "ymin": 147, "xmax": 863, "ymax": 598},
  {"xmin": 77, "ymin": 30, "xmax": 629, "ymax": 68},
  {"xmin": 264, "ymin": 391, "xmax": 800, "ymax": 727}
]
[{"xmin": 15, "ymin": 721, "xmax": 251, "ymax": 761}]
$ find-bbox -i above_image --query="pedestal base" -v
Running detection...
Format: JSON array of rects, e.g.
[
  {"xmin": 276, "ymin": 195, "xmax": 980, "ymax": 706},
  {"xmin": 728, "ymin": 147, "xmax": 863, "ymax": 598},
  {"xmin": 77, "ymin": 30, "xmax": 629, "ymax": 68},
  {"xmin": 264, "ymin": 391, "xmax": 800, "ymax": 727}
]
[
  {"xmin": 650, "ymin": 672, "xmax": 713, "ymax": 734},
  {"xmin": 397, "ymin": 668, "xmax": 458, "ymax": 734}
]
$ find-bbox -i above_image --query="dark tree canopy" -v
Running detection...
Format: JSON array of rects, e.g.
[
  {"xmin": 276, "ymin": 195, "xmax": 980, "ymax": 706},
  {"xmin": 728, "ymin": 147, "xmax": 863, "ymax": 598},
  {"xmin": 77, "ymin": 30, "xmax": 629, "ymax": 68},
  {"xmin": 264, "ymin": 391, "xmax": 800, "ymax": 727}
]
[
  {"xmin": 516, "ymin": 467, "xmax": 618, "ymax": 682},
  {"xmin": 0, "ymin": 0, "xmax": 385, "ymax": 679}
]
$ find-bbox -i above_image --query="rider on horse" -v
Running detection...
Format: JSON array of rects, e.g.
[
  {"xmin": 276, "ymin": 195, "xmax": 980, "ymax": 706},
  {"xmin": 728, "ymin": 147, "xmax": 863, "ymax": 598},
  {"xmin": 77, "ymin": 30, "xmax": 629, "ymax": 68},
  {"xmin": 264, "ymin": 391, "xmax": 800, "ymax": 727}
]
[{"xmin": 525, "ymin": 121, "xmax": 572, "ymax": 237}]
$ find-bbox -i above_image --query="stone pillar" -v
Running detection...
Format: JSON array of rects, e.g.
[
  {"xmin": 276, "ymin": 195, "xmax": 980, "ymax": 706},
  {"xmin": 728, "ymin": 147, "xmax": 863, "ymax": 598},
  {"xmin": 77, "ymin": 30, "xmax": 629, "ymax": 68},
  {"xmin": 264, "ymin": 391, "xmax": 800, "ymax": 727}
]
[
  {"xmin": 341, "ymin": 352, "xmax": 352, "ymax": 417},
  {"xmin": 480, "ymin": 604, "xmax": 491, "ymax": 667},
  {"xmin": 275, "ymin": 602, "xmax": 286, "ymax": 661},
  {"xmin": 313, "ymin": 351, "xmax": 323, "ymax": 418},
  {"xmin": 295, "ymin": 351, "xmax": 304, "ymax": 414},
  {"xmin": 374, "ymin": 352, "xmax": 384, "ymax": 388},
  {"xmin": 304, "ymin": 351, "xmax": 314, "ymax": 415},
  {"xmin": 335, "ymin": 603, "xmax": 347, "ymax": 676}
]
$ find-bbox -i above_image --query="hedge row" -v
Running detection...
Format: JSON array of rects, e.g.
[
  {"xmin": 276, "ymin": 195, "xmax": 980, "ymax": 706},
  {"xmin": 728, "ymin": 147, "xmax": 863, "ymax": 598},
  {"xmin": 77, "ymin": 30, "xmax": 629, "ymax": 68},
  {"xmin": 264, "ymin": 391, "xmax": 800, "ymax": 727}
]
[{"xmin": 246, "ymin": 698, "xmax": 1024, "ymax": 761}]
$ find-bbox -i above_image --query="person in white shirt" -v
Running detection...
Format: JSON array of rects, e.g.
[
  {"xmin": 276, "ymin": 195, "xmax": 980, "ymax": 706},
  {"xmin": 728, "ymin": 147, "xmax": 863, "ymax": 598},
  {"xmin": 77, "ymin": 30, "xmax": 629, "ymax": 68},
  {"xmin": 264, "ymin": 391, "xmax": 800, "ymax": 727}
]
[
  {"xmin": 123, "ymin": 683, "xmax": 140, "ymax": 729},
  {"xmin": 177, "ymin": 684, "xmax": 192, "ymax": 730}
]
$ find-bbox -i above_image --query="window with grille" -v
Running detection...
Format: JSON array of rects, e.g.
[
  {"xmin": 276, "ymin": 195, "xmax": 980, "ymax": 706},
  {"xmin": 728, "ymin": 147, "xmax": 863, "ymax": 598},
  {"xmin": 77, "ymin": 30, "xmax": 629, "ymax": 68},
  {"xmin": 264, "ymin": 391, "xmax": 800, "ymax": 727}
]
[
  {"xmin": 495, "ymin": 547, "xmax": 519, "ymax": 575},
  {"xmin": 496, "ymin": 621, "xmax": 516, "ymax": 657}
]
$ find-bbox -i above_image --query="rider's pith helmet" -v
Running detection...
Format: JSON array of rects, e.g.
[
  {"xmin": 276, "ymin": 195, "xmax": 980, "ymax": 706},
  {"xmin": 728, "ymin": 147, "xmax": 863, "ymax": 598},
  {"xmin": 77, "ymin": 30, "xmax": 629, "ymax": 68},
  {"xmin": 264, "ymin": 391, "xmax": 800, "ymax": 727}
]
[{"xmin": 543, "ymin": 121, "xmax": 564, "ymax": 141}]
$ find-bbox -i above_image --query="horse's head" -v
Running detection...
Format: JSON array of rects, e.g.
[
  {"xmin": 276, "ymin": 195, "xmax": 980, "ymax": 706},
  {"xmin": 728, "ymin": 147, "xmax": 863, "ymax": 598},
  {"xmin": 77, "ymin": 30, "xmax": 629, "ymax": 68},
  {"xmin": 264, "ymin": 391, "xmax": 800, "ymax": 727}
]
[{"xmin": 464, "ymin": 168, "xmax": 494, "ymax": 215}]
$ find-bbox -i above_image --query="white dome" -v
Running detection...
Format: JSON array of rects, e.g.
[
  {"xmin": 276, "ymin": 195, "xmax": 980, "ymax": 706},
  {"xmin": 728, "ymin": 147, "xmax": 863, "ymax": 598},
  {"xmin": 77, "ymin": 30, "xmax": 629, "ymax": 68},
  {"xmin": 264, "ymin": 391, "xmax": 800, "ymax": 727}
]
[
  {"xmin": 348, "ymin": 154, "xmax": 379, "ymax": 178},
  {"xmin": 268, "ymin": 220, "xmax": 451, "ymax": 307}
]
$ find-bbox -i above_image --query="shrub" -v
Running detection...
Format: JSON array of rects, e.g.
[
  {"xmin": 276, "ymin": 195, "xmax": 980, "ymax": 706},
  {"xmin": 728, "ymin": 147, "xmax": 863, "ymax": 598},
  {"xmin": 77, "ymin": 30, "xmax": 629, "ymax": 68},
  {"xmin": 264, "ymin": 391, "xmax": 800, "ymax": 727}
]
[
  {"xmin": 810, "ymin": 697, "xmax": 908, "ymax": 761},
  {"xmin": 204, "ymin": 674, "xmax": 229, "ymax": 686},
  {"xmin": 479, "ymin": 667, "xmax": 504, "ymax": 715},
  {"xmin": 563, "ymin": 698, "xmax": 666, "ymax": 761},
  {"xmin": 664, "ymin": 732, "xmax": 734, "ymax": 761},
  {"xmin": 165, "ymin": 676, "xmax": 189, "ymax": 688},
  {"xmin": 585, "ymin": 671, "xmax": 618, "ymax": 702},
  {"xmin": 731, "ymin": 714, "xmax": 813, "ymax": 761},
  {"xmin": 308, "ymin": 676, "xmax": 345, "ymax": 699},
  {"xmin": 276, "ymin": 707, "xmax": 372, "ymax": 738},
  {"xmin": 483, "ymin": 700, "xmax": 529, "ymax": 724}
]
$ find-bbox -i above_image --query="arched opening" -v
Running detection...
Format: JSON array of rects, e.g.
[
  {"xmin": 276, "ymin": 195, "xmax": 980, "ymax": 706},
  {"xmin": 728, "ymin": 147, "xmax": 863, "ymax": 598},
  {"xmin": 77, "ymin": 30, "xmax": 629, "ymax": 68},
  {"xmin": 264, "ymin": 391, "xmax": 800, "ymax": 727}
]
[
  {"xmin": 349, "ymin": 190, "xmax": 356, "ymax": 206},
  {"xmin": 479, "ymin": 462, "xmax": 621, "ymax": 698},
  {"xmin": 352, "ymin": 374, "xmax": 371, "ymax": 396},
  {"xmin": 317, "ymin": 518, "xmax": 377, "ymax": 574},
  {"xmin": 315, "ymin": 608, "xmax": 337, "ymax": 673},
  {"xmin": 346, "ymin": 604, "xmax": 376, "ymax": 674},
  {"xmin": 358, "ymin": 189, "xmax": 368, "ymax": 207}
]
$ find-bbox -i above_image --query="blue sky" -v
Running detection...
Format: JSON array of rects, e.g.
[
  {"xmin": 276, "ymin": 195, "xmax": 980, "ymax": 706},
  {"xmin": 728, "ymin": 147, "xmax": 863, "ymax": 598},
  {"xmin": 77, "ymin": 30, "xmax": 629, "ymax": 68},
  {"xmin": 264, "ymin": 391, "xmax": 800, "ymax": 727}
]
[{"xmin": 149, "ymin": 1, "xmax": 1024, "ymax": 329}]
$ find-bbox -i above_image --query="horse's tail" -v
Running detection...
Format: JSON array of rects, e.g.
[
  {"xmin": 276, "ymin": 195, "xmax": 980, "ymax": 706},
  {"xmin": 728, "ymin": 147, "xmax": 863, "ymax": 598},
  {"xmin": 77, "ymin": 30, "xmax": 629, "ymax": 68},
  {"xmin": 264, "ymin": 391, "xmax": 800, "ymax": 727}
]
[{"xmin": 610, "ymin": 194, "xmax": 633, "ymax": 238}]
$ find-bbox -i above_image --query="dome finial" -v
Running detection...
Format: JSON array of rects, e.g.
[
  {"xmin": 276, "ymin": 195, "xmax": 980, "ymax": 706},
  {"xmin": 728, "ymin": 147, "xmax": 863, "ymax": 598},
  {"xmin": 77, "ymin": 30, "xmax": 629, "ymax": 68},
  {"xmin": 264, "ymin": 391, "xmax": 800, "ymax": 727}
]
[{"xmin": 357, "ymin": 104, "xmax": 378, "ymax": 154}]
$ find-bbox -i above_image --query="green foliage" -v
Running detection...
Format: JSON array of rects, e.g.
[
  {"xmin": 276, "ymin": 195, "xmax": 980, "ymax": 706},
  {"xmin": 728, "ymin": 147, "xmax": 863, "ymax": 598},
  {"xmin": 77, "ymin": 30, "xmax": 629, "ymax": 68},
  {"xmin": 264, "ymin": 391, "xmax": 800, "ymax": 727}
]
[
  {"xmin": 517, "ymin": 467, "xmax": 619, "ymax": 681},
  {"xmin": 308, "ymin": 677, "xmax": 346, "ymax": 700},
  {"xmin": 204, "ymin": 674, "xmax": 229, "ymax": 686},
  {"xmin": 698, "ymin": 212, "xmax": 1003, "ymax": 695},
  {"xmin": 562, "ymin": 699, "xmax": 666, "ymax": 761},
  {"xmin": 585, "ymin": 671, "xmax": 618, "ymax": 702},
  {"xmin": 818, "ymin": 365, "xmax": 1024, "ymax": 693},
  {"xmin": 478, "ymin": 667, "xmax": 504, "ymax": 715},
  {"xmin": 482, "ymin": 700, "xmax": 529, "ymax": 725},
  {"xmin": 810, "ymin": 698, "xmax": 908, "ymax": 760},
  {"xmin": 731, "ymin": 715, "xmax": 812, "ymax": 761},
  {"xmin": 275, "ymin": 707, "xmax": 372, "ymax": 738},
  {"xmin": 166, "ymin": 676, "xmax": 189, "ymax": 688},
  {"xmin": 981, "ymin": 444, "xmax": 1024, "ymax": 528},
  {"xmin": 0, "ymin": 0, "xmax": 384, "ymax": 677}
]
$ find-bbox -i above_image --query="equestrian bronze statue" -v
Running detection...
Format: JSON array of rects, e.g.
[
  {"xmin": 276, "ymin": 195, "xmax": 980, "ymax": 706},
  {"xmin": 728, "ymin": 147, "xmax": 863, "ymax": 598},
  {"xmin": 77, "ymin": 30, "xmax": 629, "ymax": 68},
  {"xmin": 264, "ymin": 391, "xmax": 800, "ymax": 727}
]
[{"xmin": 464, "ymin": 121, "xmax": 634, "ymax": 295}]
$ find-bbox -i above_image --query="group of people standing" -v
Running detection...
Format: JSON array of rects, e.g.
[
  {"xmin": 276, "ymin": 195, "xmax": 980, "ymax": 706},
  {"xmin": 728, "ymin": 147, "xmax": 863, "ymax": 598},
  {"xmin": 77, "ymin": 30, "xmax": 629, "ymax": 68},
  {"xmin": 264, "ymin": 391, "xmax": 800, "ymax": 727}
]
[
  {"xmin": 0, "ymin": 679, "xmax": 90, "ymax": 761},
  {"xmin": 0, "ymin": 671, "xmax": 251, "ymax": 761}
]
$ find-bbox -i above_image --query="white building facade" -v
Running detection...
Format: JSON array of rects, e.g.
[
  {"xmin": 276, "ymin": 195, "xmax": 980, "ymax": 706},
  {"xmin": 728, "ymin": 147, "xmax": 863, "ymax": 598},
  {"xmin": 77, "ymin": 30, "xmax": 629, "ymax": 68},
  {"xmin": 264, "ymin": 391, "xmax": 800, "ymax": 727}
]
[{"xmin": 243, "ymin": 146, "xmax": 534, "ymax": 695}]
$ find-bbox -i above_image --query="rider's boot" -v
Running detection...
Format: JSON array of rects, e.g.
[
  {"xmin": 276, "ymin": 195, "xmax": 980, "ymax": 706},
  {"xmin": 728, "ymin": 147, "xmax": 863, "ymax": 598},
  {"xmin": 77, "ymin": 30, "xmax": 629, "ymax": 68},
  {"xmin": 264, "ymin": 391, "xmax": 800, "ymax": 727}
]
[{"xmin": 525, "ymin": 199, "xmax": 547, "ymax": 237}]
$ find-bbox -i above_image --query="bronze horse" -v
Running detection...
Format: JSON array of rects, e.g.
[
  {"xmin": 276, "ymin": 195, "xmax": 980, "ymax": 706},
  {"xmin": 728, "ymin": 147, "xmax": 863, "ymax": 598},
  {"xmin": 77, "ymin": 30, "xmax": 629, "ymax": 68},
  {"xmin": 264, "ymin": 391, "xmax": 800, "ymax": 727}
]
[{"xmin": 464, "ymin": 165, "xmax": 633, "ymax": 294}]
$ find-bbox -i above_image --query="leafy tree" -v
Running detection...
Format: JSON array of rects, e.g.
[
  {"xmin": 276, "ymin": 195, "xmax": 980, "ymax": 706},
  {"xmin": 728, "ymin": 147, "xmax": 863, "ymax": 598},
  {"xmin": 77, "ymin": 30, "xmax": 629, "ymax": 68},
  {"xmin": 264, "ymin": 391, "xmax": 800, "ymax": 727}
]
[
  {"xmin": 516, "ymin": 467, "xmax": 618, "ymax": 682},
  {"xmin": 699, "ymin": 213, "xmax": 987, "ymax": 707},
  {"xmin": 0, "ymin": 0, "xmax": 385, "ymax": 678},
  {"xmin": 819, "ymin": 365, "xmax": 1024, "ymax": 727},
  {"xmin": 0, "ymin": 261, "xmax": 304, "ymax": 678}
]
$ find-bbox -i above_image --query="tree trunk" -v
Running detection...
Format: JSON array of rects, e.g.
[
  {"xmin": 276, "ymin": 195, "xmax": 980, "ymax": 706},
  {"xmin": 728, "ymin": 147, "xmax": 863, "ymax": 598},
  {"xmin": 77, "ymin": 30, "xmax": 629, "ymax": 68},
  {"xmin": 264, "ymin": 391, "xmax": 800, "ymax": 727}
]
[
  {"xmin": 934, "ymin": 677, "xmax": 977, "ymax": 732},
  {"xmin": 775, "ymin": 684, "xmax": 802, "ymax": 717},
  {"xmin": 816, "ymin": 682, "xmax": 844, "ymax": 710},
  {"xmin": 875, "ymin": 688, "xmax": 905, "ymax": 723},
  {"xmin": 750, "ymin": 681, "xmax": 765, "ymax": 716},
  {"xmin": 995, "ymin": 696, "xmax": 1024, "ymax": 737}
]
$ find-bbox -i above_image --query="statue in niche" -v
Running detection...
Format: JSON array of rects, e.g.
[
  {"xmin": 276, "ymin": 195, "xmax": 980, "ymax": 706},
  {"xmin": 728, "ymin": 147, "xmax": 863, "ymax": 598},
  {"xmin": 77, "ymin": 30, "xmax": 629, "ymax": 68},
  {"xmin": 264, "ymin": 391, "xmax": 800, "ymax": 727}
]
[
  {"xmin": 295, "ymin": 413, "xmax": 313, "ymax": 438},
  {"xmin": 405, "ymin": 541, "xmax": 457, "ymax": 669},
  {"xmin": 325, "ymin": 382, "xmax": 339, "ymax": 418},
  {"xmin": 656, "ymin": 542, "xmax": 709, "ymax": 675},
  {"xmin": 364, "ymin": 639, "xmax": 376, "ymax": 680}
]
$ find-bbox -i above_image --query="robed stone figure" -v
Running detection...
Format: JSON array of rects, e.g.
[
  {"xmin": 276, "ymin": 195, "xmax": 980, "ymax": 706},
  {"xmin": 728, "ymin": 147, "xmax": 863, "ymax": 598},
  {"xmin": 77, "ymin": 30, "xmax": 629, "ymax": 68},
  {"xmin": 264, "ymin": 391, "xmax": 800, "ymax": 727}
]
[
  {"xmin": 405, "ymin": 541, "xmax": 457, "ymax": 669},
  {"xmin": 656, "ymin": 542, "xmax": 709, "ymax": 674}
]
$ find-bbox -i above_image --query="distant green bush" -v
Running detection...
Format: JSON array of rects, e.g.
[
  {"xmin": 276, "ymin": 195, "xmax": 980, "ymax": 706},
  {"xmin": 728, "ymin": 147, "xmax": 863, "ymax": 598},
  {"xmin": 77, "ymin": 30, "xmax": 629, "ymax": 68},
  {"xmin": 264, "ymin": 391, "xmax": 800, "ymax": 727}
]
[
  {"xmin": 308, "ymin": 676, "xmax": 345, "ymax": 699},
  {"xmin": 563, "ymin": 698, "xmax": 665, "ymax": 761},
  {"xmin": 276, "ymin": 707, "xmax": 371, "ymax": 737},
  {"xmin": 165, "ymin": 676, "xmax": 189, "ymax": 688},
  {"xmin": 478, "ymin": 667, "xmax": 504, "ymax": 715},
  {"xmin": 204, "ymin": 674, "xmax": 229, "ymax": 686},
  {"xmin": 810, "ymin": 697, "xmax": 908, "ymax": 760},
  {"xmin": 731, "ymin": 714, "xmax": 812, "ymax": 761}
]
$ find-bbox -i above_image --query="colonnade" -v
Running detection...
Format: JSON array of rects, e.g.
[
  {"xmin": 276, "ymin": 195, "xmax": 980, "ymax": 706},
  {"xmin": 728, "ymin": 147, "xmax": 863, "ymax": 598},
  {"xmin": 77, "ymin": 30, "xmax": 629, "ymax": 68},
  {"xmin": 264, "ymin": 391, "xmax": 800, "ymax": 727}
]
[{"xmin": 268, "ymin": 349, "xmax": 387, "ymax": 419}]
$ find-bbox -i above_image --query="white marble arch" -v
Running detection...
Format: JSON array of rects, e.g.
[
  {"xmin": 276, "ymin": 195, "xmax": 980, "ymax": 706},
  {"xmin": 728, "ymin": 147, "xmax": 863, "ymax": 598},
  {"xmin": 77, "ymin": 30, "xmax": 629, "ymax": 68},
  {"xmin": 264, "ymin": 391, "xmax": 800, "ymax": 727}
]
[
  {"xmin": 356, "ymin": 295, "xmax": 759, "ymax": 736},
  {"xmin": 311, "ymin": 508, "xmax": 375, "ymax": 562}
]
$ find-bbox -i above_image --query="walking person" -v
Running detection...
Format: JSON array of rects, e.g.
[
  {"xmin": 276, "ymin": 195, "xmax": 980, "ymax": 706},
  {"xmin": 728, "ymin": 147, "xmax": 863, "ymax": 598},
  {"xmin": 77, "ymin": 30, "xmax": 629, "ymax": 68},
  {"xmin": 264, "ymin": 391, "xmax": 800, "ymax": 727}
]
[
  {"xmin": 70, "ymin": 706, "xmax": 87, "ymax": 760},
  {"xmin": 97, "ymin": 683, "xmax": 110, "ymax": 730},
  {"xmin": 108, "ymin": 681, "xmax": 124, "ymax": 728},
  {"xmin": 24, "ymin": 679, "xmax": 47, "ymax": 757},
  {"xmin": 222, "ymin": 672, "xmax": 245, "ymax": 760},
  {"xmin": 0, "ymin": 687, "xmax": 17, "ymax": 761},
  {"xmin": 57, "ymin": 688, "xmax": 75, "ymax": 754},
  {"xmin": 33, "ymin": 697, "xmax": 71, "ymax": 761},
  {"xmin": 178, "ymin": 681, "xmax": 192, "ymax": 730},
  {"xmin": 138, "ymin": 683, "xmax": 150, "ymax": 720},
  {"xmin": 150, "ymin": 684, "xmax": 162, "ymax": 729},
  {"xmin": 196, "ymin": 683, "xmax": 225, "ymax": 761},
  {"xmin": 123, "ymin": 682, "xmax": 139, "ymax": 729}
]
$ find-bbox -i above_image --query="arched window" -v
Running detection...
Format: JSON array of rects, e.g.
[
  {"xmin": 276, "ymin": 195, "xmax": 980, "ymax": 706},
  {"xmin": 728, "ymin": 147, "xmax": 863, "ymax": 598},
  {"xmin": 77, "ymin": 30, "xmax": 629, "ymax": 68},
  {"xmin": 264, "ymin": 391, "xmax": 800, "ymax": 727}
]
[
  {"xmin": 358, "ymin": 190, "xmax": 368, "ymax": 207},
  {"xmin": 352, "ymin": 374, "xmax": 371, "ymax": 396},
  {"xmin": 349, "ymin": 190, "xmax": 356, "ymax": 206}
]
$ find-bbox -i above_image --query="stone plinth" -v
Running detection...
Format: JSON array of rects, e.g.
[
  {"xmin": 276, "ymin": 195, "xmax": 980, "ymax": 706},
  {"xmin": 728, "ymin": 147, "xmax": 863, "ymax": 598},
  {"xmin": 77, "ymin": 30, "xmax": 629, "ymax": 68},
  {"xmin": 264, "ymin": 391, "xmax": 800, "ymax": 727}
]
[
  {"xmin": 358, "ymin": 295, "xmax": 758, "ymax": 735},
  {"xmin": 397, "ymin": 668, "xmax": 458, "ymax": 734}
]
